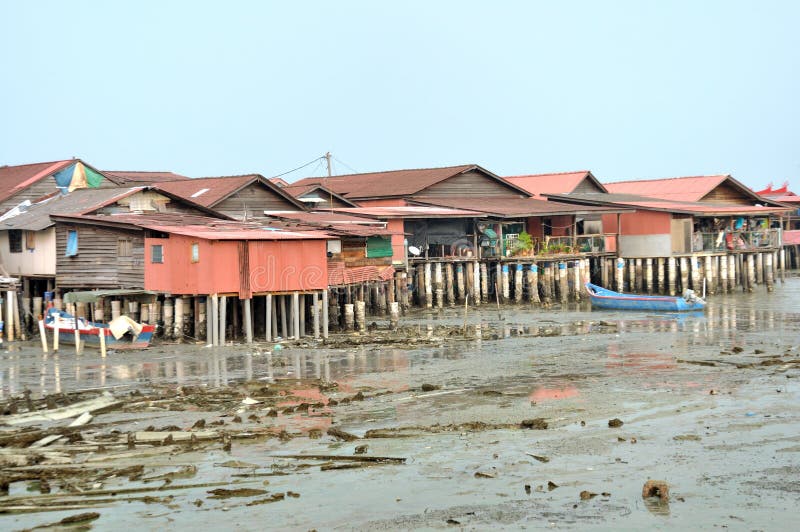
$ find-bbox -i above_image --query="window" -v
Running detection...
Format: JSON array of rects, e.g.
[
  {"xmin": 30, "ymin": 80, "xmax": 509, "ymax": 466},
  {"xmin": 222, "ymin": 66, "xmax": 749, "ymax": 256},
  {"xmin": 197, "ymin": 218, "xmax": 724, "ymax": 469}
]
[
  {"xmin": 191, "ymin": 243, "xmax": 199, "ymax": 263},
  {"xmin": 65, "ymin": 230, "xmax": 78, "ymax": 257},
  {"xmin": 118, "ymin": 238, "xmax": 132, "ymax": 257},
  {"xmin": 25, "ymin": 231, "xmax": 35, "ymax": 250},
  {"xmin": 8, "ymin": 230, "xmax": 22, "ymax": 253},
  {"xmin": 151, "ymin": 244, "xmax": 163, "ymax": 263}
]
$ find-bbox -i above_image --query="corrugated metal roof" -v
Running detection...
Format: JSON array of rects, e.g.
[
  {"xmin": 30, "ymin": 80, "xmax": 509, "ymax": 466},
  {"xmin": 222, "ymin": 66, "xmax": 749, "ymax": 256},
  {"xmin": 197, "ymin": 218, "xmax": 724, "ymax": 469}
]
[
  {"xmin": 547, "ymin": 192, "xmax": 792, "ymax": 216},
  {"xmin": 0, "ymin": 160, "xmax": 74, "ymax": 203},
  {"xmin": 0, "ymin": 159, "xmax": 121, "ymax": 205},
  {"xmin": 102, "ymin": 170, "xmax": 190, "ymax": 184},
  {"xmin": 411, "ymin": 196, "xmax": 627, "ymax": 217},
  {"xmin": 264, "ymin": 211, "xmax": 390, "ymax": 237},
  {"xmin": 281, "ymin": 183, "xmax": 358, "ymax": 207},
  {"xmin": 155, "ymin": 174, "xmax": 306, "ymax": 210},
  {"xmin": 330, "ymin": 205, "xmax": 483, "ymax": 218},
  {"xmin": 52, "ymin": 212, "xmax": 332, "ymax": 241},
  {"xmin": 783, "ymin": 230, "xmax": 800, "ymax": 245},
  {"xmin": 605, "ymin": 175, "xmax": 733, "ymax": 202},
  {"xmin": 0, "ymin": 187, "xmax": 147, "ymax": 230},
  {"xmin": 290, "ymin": 164, "xmax": 529, "ymax": 199},
  {"xmin": 328, "ymin": 264, "xmax": 395, "ymax": 286},
  {"xmin": 505, "ymin": 170, "xmax": 607, "ymax": 197}
]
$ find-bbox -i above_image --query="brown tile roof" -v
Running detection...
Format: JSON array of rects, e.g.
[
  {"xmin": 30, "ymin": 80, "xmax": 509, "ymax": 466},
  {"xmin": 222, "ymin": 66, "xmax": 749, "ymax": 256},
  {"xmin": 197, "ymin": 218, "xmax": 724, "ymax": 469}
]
[
  {"xmin": 102, "ymin": 170, "xmax": 191, "ymax": 184},
  {"xmin": 290, "ymin": 164, "xmax": 528, "ymax": 199},
  {"xmin": 154, "ymin": 174, "xmax": 306, "ymax": 210},
  {"xmin": 505, "ymin": 170, "xmax": 607, "ymax": 197},
  {"xmin": 411, "ymin": 196, "xmax": 627, "ymax": 218}
]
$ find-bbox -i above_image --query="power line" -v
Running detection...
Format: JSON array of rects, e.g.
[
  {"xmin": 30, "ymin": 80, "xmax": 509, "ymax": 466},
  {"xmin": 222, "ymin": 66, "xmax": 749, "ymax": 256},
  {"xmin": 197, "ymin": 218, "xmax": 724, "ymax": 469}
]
[
  {"xmin": 333, "ymin": 155, "xmax": 359, "ymax": 174},
  {"xmin": 268, "ymin": 156, "xmax": 325, "ymax": 180}
]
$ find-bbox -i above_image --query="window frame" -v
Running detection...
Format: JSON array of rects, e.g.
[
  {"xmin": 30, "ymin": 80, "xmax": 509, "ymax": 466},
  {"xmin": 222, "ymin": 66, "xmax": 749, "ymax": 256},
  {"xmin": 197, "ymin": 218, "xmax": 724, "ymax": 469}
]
[
  {"xmin": 151, "ymin": 244, "xmax": 164, "ymax": 264},
  {"xmin": 8, "ymin": 229, "xmax": 22, "ymax": 253}
]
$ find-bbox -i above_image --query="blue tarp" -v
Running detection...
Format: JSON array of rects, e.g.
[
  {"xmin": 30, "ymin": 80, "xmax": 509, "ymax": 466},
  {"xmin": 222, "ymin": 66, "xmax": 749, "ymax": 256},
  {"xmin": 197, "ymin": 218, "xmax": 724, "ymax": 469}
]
[
  {"xmin": 53, "ymin": 163, "xmax": 77, "ymax": 190},
  {"xmin": 65, "ymin": 230, "xmax": 78, "ymax": 256}
]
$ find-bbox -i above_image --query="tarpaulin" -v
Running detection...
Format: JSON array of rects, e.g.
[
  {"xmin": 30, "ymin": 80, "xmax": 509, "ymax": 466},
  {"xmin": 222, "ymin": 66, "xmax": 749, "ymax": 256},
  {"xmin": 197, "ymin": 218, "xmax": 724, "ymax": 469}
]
[
  {"xmin": 65, "ymin": 230, "xmax": 78, "ymax": 256},
  {"xmin": 52, "ymin": 162, "xmax": 105, "ymax": 193}
]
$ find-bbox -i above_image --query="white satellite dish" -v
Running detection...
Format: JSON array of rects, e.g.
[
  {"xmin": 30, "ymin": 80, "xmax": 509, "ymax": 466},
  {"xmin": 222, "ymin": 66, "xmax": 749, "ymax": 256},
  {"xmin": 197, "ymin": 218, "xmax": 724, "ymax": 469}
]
[{"xmin": 408, "ymin": 245, "xmax": 421, "ymax": 256}]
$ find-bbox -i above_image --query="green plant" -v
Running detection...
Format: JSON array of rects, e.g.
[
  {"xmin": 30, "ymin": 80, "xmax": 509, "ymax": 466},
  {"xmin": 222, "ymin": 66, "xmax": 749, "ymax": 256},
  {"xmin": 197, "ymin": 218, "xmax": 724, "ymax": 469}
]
[{"xmin": 513, "ymin": 231, "xmax": 533, "ymax": 255}]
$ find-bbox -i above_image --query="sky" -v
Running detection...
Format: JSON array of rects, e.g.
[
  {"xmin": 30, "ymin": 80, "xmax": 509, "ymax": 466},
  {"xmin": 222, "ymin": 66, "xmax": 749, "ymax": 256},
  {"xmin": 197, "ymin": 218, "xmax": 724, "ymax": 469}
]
[{"xmin": 1, "ymin": 1, "xmax": 798, "ymax": 190}]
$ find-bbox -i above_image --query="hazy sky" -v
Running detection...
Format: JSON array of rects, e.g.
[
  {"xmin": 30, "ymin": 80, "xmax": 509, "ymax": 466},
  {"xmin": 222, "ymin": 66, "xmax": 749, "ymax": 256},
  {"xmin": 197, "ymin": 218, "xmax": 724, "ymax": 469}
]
[{"xmin": 2, "ymin": 1, "xmax": 798, "ymax": 189}]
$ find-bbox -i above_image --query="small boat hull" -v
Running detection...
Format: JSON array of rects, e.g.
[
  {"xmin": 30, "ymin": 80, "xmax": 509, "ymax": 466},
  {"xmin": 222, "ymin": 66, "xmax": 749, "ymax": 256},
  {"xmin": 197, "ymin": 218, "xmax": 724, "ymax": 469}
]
[
  {"xmin": 45, "ymin": 309, "xmax": 155, "ymax": 349},
  {"xmin": 585, "ymin": 283, "xmax": 705, "ymax": 312}
]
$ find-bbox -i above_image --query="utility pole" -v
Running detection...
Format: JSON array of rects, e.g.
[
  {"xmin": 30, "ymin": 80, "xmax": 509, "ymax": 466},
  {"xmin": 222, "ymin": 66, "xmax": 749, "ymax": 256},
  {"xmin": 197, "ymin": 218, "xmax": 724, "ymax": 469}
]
[{"xmin": 325, "ymin": 151, "xmax": 332, "ymax": 177}]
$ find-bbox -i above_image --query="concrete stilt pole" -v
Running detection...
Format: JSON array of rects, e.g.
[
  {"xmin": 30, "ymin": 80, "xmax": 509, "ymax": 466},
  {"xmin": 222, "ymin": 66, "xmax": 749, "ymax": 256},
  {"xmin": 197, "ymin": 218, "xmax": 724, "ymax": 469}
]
[
  {"xmin": 667, "ymin": 257, "xmax": 677, "ymax": 296},
  {"xmin": 765, "ymin": 252, "xmax": 774, "ymax": 292},
  {"xmin": 615, "ymin": 258, "xmax": 625, "ymax": 293},
  {"xmin": 645, "ymin": 258, "xmax": 653, "ymax": 294}
]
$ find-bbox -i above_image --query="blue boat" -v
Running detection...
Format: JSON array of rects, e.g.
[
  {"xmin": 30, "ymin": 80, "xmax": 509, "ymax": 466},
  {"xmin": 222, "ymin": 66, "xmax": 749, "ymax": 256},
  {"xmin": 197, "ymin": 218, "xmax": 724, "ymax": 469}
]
[
  {"xmin": 45, "ymin": 308, "xmax": 156, "ymax": 349},
  {"xmin": 585, "ymin": 282, "xmax": 706, "ymax": 312}
]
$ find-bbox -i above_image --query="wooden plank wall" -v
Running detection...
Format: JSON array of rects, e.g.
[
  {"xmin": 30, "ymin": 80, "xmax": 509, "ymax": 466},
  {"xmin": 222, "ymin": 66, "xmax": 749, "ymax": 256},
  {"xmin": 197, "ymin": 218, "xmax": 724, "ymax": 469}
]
[
  {"xmin": 417, "ymin": 171, "xmax": 524, "ymax": 198},
  {"xmin": 701, "ymin": 182, "xmax": 753, "ymax": 205},
  {"xmin": 56, "ymin": 224, "xmax": 145, "ymax": 289},
  {"xmin": 214, "ymin": 183, "xmax": 301, "ymax": 219}
]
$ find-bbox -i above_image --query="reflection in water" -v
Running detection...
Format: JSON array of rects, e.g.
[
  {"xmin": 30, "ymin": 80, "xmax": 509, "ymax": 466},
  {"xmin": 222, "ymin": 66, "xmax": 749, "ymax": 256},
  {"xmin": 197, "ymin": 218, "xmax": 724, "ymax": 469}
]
[{"xmin": 529, "ymin": 385, "xmax": 579, "ymax": 402}]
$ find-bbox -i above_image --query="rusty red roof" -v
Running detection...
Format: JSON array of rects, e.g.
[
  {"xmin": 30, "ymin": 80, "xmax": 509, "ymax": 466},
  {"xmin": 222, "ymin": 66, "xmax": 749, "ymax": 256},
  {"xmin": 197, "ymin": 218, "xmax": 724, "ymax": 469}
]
[
  {"xmin": 51, "ymin": 212, "xmax": 330, "ymax": 240},
  {"xmin": 411, "ymin": 196, "xmax": 627, "ymax": 217},
  {"xmin": 505, "ymin": 170, "xmax": 607, "ymax": 197},
  {"xmin": 281, "ymin": 183, "xmax": 358, "ymax": 207},
  {"xmin": 330, "ymin": 205, "xmax": 482, "ymax": 219},
  {"xmin": 290, "ymin": 164, "xmax": 530, "ymax": 199},
  {"xmin": 783, "ymin": 230, "xmax": 800, "ymax": 245},
  {"xmin": 604, "ymin": 175, "xmax": 738, "ymax": 202},
  {"xmin": 264, "ymin": 211, "xmax": 390, "ymax": 237},
  {"xmin": 155, "ymin": 174, "xmax": 306, "ymax": 210},
  {"xmin": 0, "ymin": 159, "xmax": 121, "ymax": 204},
  {"xmin": 328, "ymin": 263, "xmax": 395, "ymax": 286},
  {"xmin": 102, "ymin": 170, "xmax": 190, "ymax": 184},
  {"xmin": 546, "ymin": 192, "xmax": 791, "ymax": 216}
]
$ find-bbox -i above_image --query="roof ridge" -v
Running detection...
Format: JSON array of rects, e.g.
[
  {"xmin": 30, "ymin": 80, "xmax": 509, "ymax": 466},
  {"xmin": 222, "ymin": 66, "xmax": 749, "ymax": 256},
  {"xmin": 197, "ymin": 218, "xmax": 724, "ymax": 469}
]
[
  {"xmin": 506, "ymin": 170, "xmax": 590, "ymax": 178},
  {"xmin": 0, "ymin": 159, "xmax": 73, "ymax": 169},
  {"xmin": 607, "ymin": 174, "xmax": 729, "ymax": 185},
  {"xmin": 105, "ymin": 170, "xmax": 181, "ymax": 174},
  {"xmin": 292, "ymin": 164, "xmax": 476, "ymax": 182},
  {"xmin": 190, "ymin": 174, "xmax": 260, "ymax": 180}
]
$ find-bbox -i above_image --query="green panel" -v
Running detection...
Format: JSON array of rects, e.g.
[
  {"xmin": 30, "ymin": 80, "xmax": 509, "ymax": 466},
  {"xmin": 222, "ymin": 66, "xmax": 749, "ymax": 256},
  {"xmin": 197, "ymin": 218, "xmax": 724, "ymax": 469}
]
[
  {"xmin": 366, "ymin": 236, "xmax": 392, "ymax": 258},
  {"xmin": 85, "ymin": 166, "xmax": 105, "ymax": 187}
]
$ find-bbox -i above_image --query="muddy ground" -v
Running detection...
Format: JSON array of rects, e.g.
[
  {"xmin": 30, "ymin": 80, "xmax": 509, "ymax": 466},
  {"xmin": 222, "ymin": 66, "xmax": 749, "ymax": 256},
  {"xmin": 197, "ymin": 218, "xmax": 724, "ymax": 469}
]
[{"xmin": 1, "ymin": 279, "xmax": 799, "ymax": 530}]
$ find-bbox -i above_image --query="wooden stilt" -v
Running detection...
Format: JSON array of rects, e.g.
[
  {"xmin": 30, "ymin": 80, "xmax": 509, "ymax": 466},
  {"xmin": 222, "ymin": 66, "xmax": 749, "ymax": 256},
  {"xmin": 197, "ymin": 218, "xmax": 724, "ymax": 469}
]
[
  {"xmin": 265, "ymin": 294, "xmax": 273, "ymax": 342},
  {"xmin": 765, "ymin": 252, "xmax": 774, "ymax": 292},
  {"xmin": 424, "ymin": 262, "xmax": 433, "ymax": 308},
  {"xmin": 780, "ymin": 248, "xmax": 786, "ymax": 283},
  {"xmin": 456, "ymin": 263, "xmax": 465, "ymax": 302},
  {"xmin": 514, "ymin": 264, "xmax": 524, "ymax": 303},
  {"xmin": 292, "ymin": 292, "xmax": 300, "ymax": 338},
  {"xmin": 322, "ymin": 289, "xmax": 329, "ymax": 339},
  {"xmin": 558, "ymin": 262, "xmax": 568, "ymax": 303},
  {"xmin": 679, "ymin": 257, "xmax": 689, "ymax": 293},
  {"xmin": 280, "ymin": 295, "xmax": 288, "ymax": 339},
  {"xmin": 219, "ymin": 296, "xmax": 227, "ymax": 346},
  {"xmin": 299, "ymin": 294, "xmax": 305, "ymax": 337},
  {"xmin": 445, "ymin": 263, "xmax": 455, "ymax": 306},
  {"xmin": 355, "ymin": 300, "xmax": 366, "ymax": 332},
  {"xmin": 210, "ymin": 295, "xmax": 219, "ymax": 346},
  {"xmin": 756, "ymin": 253, "xmax": 764, "ymax": 285},
  {"xmin": 615, "ymin": 258, "xmax": 625, "ymax": 293},
  {"xmin": 746, "ymin": 254, "xmax": 755, "ymax": 292},
  {"xmin": 667, "ymin": 257, "xmax": 677, "ymax": 296},
  {"xmin": 529, "ymin": 264, "xmax": 540, "ymax": 304},
  {"xmin": 480, "ymin": 262, "xmax": 488, "ymax": 303},
  {"xmin": 704, "ymin": 255, "xmax": 713, "ymax": 295},
  {"xmin": 573, "ymin": 260, "xmax": 581, "ymax": 301},
  {"xmin": 728, "ymin": 255, "xmax": 736, "ymax": 292},
  {"xmin": 312, "ymin": 292, "xmax": 320, "ymax": 339},
  {"xmin": 243, "ymin": 297, "xmax": 253, "ymax": 344}
]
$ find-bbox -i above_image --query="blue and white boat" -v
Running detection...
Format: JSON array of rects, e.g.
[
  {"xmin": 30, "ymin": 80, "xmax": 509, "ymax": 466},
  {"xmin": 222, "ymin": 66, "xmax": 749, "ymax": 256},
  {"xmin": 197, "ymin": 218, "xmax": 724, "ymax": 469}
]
[{"xmin": 585, "ymin": 282, "xmax": 706, "ymax": 312}]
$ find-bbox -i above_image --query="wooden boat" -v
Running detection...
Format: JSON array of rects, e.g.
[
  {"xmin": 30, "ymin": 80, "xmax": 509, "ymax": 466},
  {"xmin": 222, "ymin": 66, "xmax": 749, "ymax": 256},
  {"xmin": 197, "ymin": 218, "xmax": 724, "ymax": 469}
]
[
  {"xmin": 585, "ymin": 282, "xmax": 706, "ymax": 312},
  {"xmin": 44, "ymin": 308, "xmax": 155, "ymax": 349}
]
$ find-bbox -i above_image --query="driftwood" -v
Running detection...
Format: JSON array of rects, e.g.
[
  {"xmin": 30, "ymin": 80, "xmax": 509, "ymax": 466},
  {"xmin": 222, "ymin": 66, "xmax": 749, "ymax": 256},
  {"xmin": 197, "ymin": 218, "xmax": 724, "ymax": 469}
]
[
  {"xmin": 133, "ymin": 430, "xmax": 220, "ymax": 443},
  {"xmin": 1, "ymin": 394, "xmax": 121, "ymax": 425},
  {"xmin": 271, "ymin": 454, "xmax": 405, "ymax": 464}
]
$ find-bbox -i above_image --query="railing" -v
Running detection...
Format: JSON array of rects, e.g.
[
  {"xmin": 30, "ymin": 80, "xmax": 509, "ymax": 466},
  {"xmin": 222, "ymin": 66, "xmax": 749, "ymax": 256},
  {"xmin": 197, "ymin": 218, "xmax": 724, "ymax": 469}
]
[
  {"xmin": 537, "ymin": 234, "xmax": 607, "ymax": 255},
  {"xmin": 693, "ymin": 228, "xmax": 781, "ymax": 252}
]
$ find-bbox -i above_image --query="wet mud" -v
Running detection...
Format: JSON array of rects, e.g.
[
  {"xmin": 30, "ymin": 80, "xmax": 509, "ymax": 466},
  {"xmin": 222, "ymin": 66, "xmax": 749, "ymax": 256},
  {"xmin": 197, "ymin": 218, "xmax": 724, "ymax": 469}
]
[{"xmin": 1, "ymin": 279, "xmax": 799, "ymax": 529}]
